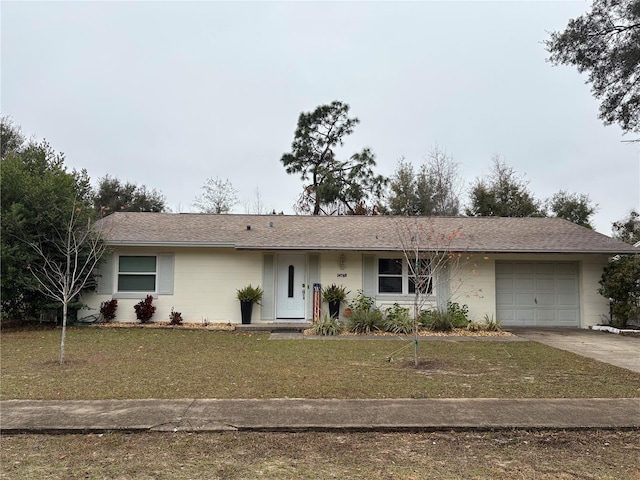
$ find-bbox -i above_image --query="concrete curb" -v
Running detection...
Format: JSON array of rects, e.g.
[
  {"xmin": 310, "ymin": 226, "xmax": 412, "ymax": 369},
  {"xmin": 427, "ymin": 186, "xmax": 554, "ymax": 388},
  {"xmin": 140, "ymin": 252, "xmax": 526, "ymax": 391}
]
[{"xmin": 2, "ymin": 398, "xmax": 639, "ymax": 434}]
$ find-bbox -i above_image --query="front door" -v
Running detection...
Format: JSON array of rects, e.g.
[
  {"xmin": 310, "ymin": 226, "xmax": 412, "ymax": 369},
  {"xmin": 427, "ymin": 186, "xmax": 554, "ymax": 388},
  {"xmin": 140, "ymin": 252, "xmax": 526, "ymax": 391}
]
[{"xmin": 276, "ymin": 254, "xmax": 306, "ymax": 319}]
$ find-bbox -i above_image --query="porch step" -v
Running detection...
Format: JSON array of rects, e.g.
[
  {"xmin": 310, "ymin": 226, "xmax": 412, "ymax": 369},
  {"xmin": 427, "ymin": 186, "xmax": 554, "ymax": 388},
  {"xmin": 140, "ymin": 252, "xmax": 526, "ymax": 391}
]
[{"xmin": 235, "ymin": 322, "xmax": 311, "ymax": 333}]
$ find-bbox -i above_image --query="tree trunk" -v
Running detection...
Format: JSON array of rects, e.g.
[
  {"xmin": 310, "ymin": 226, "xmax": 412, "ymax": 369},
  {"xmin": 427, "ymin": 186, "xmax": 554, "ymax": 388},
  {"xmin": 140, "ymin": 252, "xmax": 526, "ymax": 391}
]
[{"xmin": 60, "ymin": 301, "xmax": 67, "ymax": 365}]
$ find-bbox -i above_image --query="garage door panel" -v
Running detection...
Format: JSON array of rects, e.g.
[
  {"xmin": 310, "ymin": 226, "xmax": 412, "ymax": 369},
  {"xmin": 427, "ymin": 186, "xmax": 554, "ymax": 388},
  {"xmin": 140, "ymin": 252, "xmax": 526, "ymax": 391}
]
[
  {"xmin": 557, "ymin": 278, "xmax": 577, "ymax": 292},
  {"xmin": 536, "ymin": 278, "xmax": 555, "ymax": 290},
  {"xmin": 516, "ymin": 309, "xmax": 534, "ymax": 323},
  {"xmin": 495, "ymin": 261, "xmax": 579, "ymax": 327},
  {"xmin": 515, "ymin": 278, "xmax": 534, "ymax": 290},
  {"xmin": 496, "ymin": 293, "xmax": 514, "ymax": 306},
  {"xmin": 557, "ymin": 294, "xmax": 578, "ymax": 306},
  {"xmin": 536, "ymin": 293, "xmax": 556, "ymax": 306},
  {"xmin": 514, "ymin": 263, "xmax": 534, "ymax": 274},
  {"xmin": 516, "ymin": 293, "xmax": 535, "ymax": 306},
  {"xmin": 556, "ymin": 263, "xmax": 578, "ymax": 275},
  {"xmin": 535, "ymin": 263, "xmax": 555, "ymax": 275}
]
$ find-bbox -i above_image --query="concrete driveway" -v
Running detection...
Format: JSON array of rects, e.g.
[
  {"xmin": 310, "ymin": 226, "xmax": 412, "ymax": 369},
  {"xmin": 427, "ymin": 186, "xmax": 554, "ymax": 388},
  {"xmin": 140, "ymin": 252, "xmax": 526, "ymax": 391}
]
[{"xmin": 511, "ymin": 328, "xmax": 640, "ymax": 373}]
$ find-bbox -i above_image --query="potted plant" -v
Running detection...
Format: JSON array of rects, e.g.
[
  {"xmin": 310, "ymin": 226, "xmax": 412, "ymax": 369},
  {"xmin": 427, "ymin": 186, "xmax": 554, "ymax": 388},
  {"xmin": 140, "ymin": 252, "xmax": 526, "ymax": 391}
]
[
  {"xmin": 322, "ymin": 284, "xmax": 349, "ymax": 319},
  {"xmin": 236, "ymin": 284, "xmax": 263, "ymax": 324}
]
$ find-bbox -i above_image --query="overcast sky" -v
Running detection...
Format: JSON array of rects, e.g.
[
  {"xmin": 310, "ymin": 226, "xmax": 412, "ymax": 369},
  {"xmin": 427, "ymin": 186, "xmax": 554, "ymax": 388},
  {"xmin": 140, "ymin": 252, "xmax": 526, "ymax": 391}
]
[{"xmin": 2, "ymin": 1, "xmax": 638, "ymax": 235}]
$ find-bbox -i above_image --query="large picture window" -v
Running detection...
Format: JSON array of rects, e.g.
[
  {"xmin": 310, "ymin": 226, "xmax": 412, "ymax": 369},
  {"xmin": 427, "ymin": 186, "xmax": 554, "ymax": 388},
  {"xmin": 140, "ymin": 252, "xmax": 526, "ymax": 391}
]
[
  {"xmin": 378, "ymin": 257, "xmax": 433, "ymax": 295},
  {"xmin": 118, "ymin": 256, "xmax": 157, "ymax": 292}
]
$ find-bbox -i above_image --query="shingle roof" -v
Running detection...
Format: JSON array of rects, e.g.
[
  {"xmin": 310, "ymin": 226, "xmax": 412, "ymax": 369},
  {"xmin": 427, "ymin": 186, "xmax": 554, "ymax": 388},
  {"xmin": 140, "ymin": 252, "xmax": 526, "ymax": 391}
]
[{"xmin": 96, "ymin": 212, "xmax": 639, "ymax": 254}]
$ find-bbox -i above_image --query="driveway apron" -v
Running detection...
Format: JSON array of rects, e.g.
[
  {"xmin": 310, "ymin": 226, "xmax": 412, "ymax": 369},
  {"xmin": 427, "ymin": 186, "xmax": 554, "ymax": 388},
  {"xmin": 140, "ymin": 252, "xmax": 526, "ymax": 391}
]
[{"xmin": 512, "ymin": 328, "xmax": 640, "ymax": 373}]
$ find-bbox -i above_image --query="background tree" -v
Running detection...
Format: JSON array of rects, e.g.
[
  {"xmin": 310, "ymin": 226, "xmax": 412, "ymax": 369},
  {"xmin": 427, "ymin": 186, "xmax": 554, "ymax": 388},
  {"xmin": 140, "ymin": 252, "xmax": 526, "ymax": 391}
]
[
  {"xmin": 281, "ymin": 101, "xmax": 387, "ymax": 215},
  {"xmin": 193, "ymin": 176, "xmax": 238, "ymax": 214},
  {"xmin": 599, "ymin": 209, "xmax": 640, "ymax": 327},
  {"xmin": 547, "ymin": 190, "xmax": 598, "ymax": 228},
  {"xmin": 27, "ymin": 198, "xmax": 108, "ymax": 363},
  {"xmin": 546, "ymin": 0, "xmax": 640, "ymax": 136},
  {"xmin": 1, "ymin": 115, "xmax": 25, "ymax": 159},
  {"xmin": 1, "ymin": 118, "xmax": 94, "ymax": 321},
  {"xmin": 387, "ymin": 147, "xmax": 462, "ymax": 216},
  {"xmin": 612, "ymin": 209, "xmax": 640, "ymax": 244},
  {"xmin": 93, "ymin": 175, "xmax": 166, "ymax": 215},
  {"xmin": 466, "ymin": 156, "xmax": 544, "ymax": 217}
]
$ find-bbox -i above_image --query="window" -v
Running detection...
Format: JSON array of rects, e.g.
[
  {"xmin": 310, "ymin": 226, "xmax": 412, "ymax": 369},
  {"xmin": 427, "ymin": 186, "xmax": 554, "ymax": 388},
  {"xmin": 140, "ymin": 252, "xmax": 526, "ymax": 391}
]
[
  {"xmin": 378, "ymin": 257, "xmax": 433, "ymax": 295},
  {"xmin": 408, "ymin": 258, "xmax": 433, "ymax": 294},
  {"xmin": 378, "ymin": 258, "xmax": 403, "ymax": 293},
  {"xmin": 118, "ymin": 256, "xmax": 157, "ymax": 292}
]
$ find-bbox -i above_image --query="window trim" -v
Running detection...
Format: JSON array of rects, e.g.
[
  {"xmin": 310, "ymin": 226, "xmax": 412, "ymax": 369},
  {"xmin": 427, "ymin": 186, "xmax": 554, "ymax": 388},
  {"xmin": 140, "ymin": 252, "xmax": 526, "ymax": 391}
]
[{"xmin": 376, "ymin": 256, "xmax": 434, "ymax": 297}]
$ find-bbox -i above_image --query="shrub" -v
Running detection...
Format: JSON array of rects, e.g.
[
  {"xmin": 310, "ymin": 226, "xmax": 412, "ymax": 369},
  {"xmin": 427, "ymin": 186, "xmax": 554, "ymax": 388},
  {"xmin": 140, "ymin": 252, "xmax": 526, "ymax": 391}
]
[
  {"xmin": 599, "ymin": 255, "xmax": 640, "ymax": 328},
  {"xmin": 348, "ymin": 290, "xmax": 375, "ymax": 312},
  {"xmin": 467, "ymin": 321, "xmax": 483, "ymax": 332},
  {"xmin": 419, "ymin": 309, "xmax": 453, "ymax": 331},
  {"xmin": 348, "ymin": 307, "xmax": 383, "ymax": 334},
  {"xmin": 134, "ymin": 295, "xmax": 156, "ymax": 323},
  {"xmin": 169, "ymin": 307, "xmax": 183, "ymax": 325},
  {"xmin": 483, "ymin": 314, "xmax": 501, "ymax": 332},
  {"xmin": 447, "ymin": 302, "xmax": 470, "ymax": 328},
  {"xmin": 311, "ymin": 314, "xmax": 343, "ymax": 336},
  {"xmin": 383, "ymin": 303, "xmax": 413, "ymax": 334},
  {"xmin": 99, "ymin": 299, "xmax": 118, "ymax": 322}
]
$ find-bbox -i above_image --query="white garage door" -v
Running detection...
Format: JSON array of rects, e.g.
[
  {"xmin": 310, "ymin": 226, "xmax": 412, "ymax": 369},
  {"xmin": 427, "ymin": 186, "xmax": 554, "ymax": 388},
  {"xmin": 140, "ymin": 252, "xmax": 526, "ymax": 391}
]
[{"xmin": 496, "ymin": 262, "xmax": 580, "ymax": 327}]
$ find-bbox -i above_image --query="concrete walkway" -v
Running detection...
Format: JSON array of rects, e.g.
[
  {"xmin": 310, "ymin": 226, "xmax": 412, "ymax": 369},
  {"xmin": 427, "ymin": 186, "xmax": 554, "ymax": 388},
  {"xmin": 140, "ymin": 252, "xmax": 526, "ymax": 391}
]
[
  {"xmin": 2, "ymin": 398, "xmax": 639, "ymax": 433},
  {"xmin": 511, "ymin": 328, "xmax": 640, "ymax": 373}
]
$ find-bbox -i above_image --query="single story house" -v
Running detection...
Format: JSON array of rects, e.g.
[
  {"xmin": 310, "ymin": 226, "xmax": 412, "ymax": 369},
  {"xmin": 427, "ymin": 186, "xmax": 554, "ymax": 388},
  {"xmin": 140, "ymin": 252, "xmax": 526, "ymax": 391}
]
[{"xmin": 81, "ymin": 213, "xmax": 638, "ymax": 328}]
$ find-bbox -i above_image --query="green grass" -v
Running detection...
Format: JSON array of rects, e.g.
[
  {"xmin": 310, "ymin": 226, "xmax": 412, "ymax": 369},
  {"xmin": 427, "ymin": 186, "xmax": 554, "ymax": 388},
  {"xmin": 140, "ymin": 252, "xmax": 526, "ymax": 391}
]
[
  {"xmin": 1, "ymin": 327, "xmax": 639, "ymax": 399},
  {"xmin": 2, "ymin": 430, "xmax": 639, "ymax": 479}
]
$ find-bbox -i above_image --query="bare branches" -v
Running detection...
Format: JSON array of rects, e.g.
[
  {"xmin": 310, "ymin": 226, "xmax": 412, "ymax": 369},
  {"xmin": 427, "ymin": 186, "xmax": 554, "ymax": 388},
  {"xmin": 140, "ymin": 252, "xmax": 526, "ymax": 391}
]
[{"xmin": 26, "ymin": 199, "xmax": 108, "ymax": 364}]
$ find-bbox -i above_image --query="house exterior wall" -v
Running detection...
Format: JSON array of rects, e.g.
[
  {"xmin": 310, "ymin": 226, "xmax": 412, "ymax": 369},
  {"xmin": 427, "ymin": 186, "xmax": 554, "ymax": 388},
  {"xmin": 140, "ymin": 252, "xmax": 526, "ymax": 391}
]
[
  {"xmin": 82, "ymin": 247, "xmax": 263, "ymax": 324},
  {"xmin": 82, "ymin": 247, "xmax": 611, "ymax": 328}
]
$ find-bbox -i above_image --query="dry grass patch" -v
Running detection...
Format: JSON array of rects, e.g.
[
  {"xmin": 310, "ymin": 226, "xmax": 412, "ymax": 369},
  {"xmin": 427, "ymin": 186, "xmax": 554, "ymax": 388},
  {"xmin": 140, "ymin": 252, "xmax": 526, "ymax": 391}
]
[{"xmin": 2, "ymin": 430, "xmax": 639, "ymax": 479}]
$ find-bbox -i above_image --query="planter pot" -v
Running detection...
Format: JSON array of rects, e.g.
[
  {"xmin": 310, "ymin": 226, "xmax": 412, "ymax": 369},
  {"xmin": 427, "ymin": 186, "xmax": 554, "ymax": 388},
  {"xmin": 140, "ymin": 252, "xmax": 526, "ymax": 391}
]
[
  {"xmin": 328, "ymin": 300, "xmax": 340, "ymax": 319},
  {"xmin": 240, "ymin": 301, "xmax": 253, "ymax": 324}
]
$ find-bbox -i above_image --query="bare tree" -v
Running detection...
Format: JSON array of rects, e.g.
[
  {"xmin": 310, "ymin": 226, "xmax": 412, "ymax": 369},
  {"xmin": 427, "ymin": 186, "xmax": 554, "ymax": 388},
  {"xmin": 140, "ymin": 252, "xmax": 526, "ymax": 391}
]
[
  {"xmin": 396, "ymin": 218, "xmax": 469, "ymax": 367},
  {"xmin": 426, "ymin": 146, "xmax": 463, "ymax": 216},
  {"xmin": 193, "ymin": 177, "xmax": 238, "ymax": 214},
  {"xmin": 243, "ymin": 187, "xmax": 269, "ymax": 214},
  {"xmin": 27, "ymin": 200, "xmax": 108, "ymax": 364}
]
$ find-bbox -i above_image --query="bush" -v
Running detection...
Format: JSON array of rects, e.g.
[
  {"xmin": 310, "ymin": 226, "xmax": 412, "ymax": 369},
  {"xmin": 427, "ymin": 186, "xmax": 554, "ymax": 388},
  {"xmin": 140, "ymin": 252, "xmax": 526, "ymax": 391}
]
[
  {"xmin": 483, "ymin": 314, "xmax": 501, "ymax": 332},
  {"xmin": 311, "ymin": 314, "xmax": 343, "ymax": 336},
  {"xmin": 599, "ymin": 255, "xmax": 640, "ymax": 328},
  {"xmin": 420, "ymin": 309, "xmax": 454, "ymax": 332},
  {"xmin": 383, "ymin": 303, "xmax": 413, "ymax": 334},
  {"xmin": 447, "ymin": 302, "xmax": 470, "ymax": 328},
  {"xmin": 467, "ymin": 321, "xmax": 483, "ymax": 332},
  {"xmin": 169, "ymin": 307, "xmax": 183, "ymax": 325},
  {"xmin": 348, "ymin": 308, "xmax": 383, "ymax": 334},
  {"xmin": 134, "ymin": 295, "xmax": 156, "ymax": 323},
  {"xmin": 99, "ymin": 299, "xmax": 118, "ymax": 322},
  {"xmin": 348, "ymin": 290, "xmax": 375, "ymax": 312}
]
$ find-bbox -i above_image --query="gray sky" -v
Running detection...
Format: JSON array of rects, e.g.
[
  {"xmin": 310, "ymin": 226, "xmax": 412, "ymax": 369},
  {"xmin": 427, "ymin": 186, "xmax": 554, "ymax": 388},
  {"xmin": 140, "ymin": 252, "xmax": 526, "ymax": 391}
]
[{"xmin": 2, "ymin": 1, "xmax": 638, "ymax": 234}]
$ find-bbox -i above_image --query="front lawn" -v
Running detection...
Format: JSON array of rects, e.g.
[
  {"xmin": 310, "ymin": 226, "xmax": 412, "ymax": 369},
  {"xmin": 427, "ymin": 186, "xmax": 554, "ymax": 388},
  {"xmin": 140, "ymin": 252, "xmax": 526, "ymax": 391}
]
[{"xmin": 1, "ymin": 327, "xmax": 639, "ymax": 399}]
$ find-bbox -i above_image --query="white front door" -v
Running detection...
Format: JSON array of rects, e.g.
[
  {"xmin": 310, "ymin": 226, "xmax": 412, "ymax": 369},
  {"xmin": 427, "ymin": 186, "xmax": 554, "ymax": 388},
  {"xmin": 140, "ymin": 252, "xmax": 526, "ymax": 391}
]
[{"xmin": 276, "ymin": 254, "xmax": 306, "ymax": 319}]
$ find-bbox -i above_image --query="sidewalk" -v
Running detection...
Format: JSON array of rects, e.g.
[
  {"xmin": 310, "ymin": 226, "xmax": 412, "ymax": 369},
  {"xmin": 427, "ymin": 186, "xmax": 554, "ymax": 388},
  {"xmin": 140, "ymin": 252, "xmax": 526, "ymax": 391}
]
[{"xmin": 2, "ymin": 398, "xmax": 639, "ymax": 433}]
